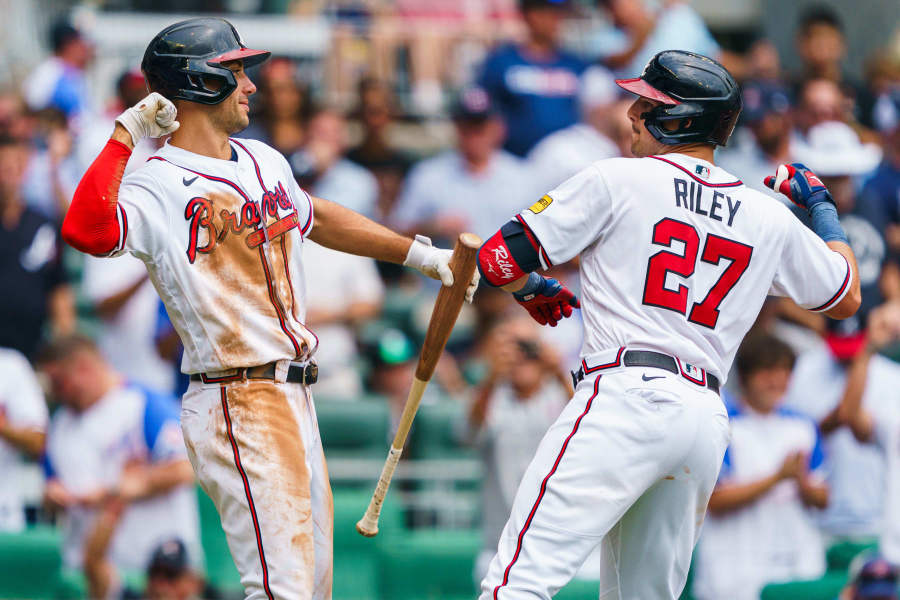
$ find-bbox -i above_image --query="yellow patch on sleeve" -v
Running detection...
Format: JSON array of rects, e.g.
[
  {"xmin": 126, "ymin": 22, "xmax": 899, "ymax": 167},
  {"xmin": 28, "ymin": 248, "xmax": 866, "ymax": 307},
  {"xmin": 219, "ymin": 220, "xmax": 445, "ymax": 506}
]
[{"xmin": 528, "ymin": 195, "xmax": 553, "ymax": 214}]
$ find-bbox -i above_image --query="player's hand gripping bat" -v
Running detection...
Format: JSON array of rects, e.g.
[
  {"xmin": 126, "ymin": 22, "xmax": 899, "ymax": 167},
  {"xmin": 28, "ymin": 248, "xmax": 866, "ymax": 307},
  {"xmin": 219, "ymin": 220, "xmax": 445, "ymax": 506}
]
[{"xmin": 356, "ymin": 232, "xmax": 481, "ymax": 537}]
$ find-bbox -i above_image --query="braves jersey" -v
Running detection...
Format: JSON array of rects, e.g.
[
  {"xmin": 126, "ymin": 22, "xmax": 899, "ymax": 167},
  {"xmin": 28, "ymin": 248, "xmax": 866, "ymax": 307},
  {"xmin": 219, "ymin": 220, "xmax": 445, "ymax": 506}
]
[
  {"xmin": 518, "ymin": 152, "xmax": 852, "ymax": 381},
  {"xmin": 106, "ymin": 138, "xmax": 316, "ymax": 374}
]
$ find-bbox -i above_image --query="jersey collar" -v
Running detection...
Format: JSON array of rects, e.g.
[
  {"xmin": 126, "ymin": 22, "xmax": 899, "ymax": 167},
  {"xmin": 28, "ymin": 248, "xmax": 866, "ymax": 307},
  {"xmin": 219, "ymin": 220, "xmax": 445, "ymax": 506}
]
[
  {"xmin": 650, "ymin": 153, "xmax": 743, "ymax": 188},
  {"xmin": 156, "ymin": 139, "xmax": 242, "ymax": 170}
]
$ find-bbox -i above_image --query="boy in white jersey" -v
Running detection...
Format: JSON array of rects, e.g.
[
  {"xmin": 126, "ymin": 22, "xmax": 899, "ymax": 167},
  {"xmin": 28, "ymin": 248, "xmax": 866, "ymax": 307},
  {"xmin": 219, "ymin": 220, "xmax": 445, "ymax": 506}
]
[
  {"xmin": 475, "ymin": 50, "xmax": 861, "ymax": 599},
  {"xmin": 60, "ymin": 18, "xmax": 478, "ymax": 600}
]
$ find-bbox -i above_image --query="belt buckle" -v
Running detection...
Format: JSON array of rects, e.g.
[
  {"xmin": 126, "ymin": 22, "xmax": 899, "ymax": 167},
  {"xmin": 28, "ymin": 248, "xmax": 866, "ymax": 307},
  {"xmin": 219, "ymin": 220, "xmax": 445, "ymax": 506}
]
[{"xmin": 304, "ymin": 363, "xmax": 318, "ymax": 385}]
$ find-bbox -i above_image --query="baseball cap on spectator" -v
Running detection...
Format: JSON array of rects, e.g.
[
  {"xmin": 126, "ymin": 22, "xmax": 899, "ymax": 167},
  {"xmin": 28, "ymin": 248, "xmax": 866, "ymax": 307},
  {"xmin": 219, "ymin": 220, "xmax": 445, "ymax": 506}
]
[
  {"xmin": 825, "ymin": 313, "xmax": 867, "ymax": 362},
  {"xmin": 741, "ymin": 80, "xmax": 791, "ymax": 124},
  {"xmin": 451, "ymin": 87, "xmax": 497, "ymax": 122},
  {"xmin": 851, "ymin": 556, "xmax": 899, "ymax": 599},
  {"xmin": 793, "ymin": 121, "xmax": 882, "ymax": 176},
  {"xmin": 50, "ymin": 19, "xmax": 82, "ymax": 53},
  {"xmin": 579, "ymin": 66, "xmax": 619, "ymax": 110},
  {"xmin": 374, "ymin": 329, "xmax": 415, "ymax": 365},
  {"xmin": 147, "ymin": 539, "xmax": 190, "ymax": 579}
]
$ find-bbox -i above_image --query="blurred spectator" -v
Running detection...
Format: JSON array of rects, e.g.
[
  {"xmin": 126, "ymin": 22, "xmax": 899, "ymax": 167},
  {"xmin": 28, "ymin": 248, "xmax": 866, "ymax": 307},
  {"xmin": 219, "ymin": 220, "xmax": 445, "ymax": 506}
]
[
  {"xmin": 0, "ymin": 347, "xmax": 47, "ymax": 532},
  {"xmin": 794, "ymin": 78, "xmax": 852, "ymax": 139},
  {"xmin": 155, "ymin": 300, "xmax": 189, "ymax": 400},
  {"xmin": 23, "ymin": 19, "xmax": 93, "ymax": 122},
  {"xmin": 840, "ymin": 555, "xmax": 899, "ymax": 599},
  {"xmin": 477, "ymin": 0, "xmax": 587, "ymax": 157},
  {"xmin": 303, "ymin": 240, "xmax": 384, "ymax": 397},
  {"xmin": 782, "ymin": 313, "xmax": 900, "ymax": 543},
  {"xmin": 37, "ymin": 336, "xmax": 201, "ymax": 580},
  {"xmin": 77, "ymin": 70, "xmax": 163, "ymax": 175},
  {"xmin": 347, "ymin": 78, "xmax": 413, "ymax": 221},
  {"xmin": 793, "ymin": 121, "xmax": 892, "ymax": 316},
  {"xmin": 86, "ymin": 527, "xmax": 209, "ymax": 600},
  {"xmin": 291, "ymin": 107, "xmax": 379, "ymax": 218},
  {"xmin": 21, "ymin": 109, "xmax": 80, "ymax": 221},
  {"xmin": 0, "ymin": 134, "xmax": 75, "ymax": 359},
  {"xmin": 526, "ymin": 65, "xmax": 621, "ymax": 192},
  {"xmin": 243, "ymin": 56, "xmax": 308, "ymax": 156},
  {"xmin": 595, "ymin": 0, "xmax": 723, "ymax": 78},
  {"xmin": 694, "ymin": 333, "xmax": 828, "ymax": 600},
  {"xmin": 793, "ymin": 5, "xmax": 872, "ymax": 126},
  {"xmin": 718, "ymin": 80, "xmax": 795, "ymax": 202},
  {"xmin": 390, "ymin": 87, "xmax": 536, "ymax": 243},
  {"xmin": 744, "ymin": 39, "xmax": 783, "ymax": 82},
  {"xmin": 830, "ymin": 302, "xmax": 900, "ymax": 566},
  {"xmin": 81, "ymin": 254, "xmax": 176, "ymax": 395},
  {"xmin": 0, "ymin": 93, "xmax": 33, "ymax": 140},
  {"xmin": 461, "ymin": 317, "xmax": 570, "ymax": 584},
  {"xmin": 863, "ymin": 95, "xmax": 900, "ymax": 255}
]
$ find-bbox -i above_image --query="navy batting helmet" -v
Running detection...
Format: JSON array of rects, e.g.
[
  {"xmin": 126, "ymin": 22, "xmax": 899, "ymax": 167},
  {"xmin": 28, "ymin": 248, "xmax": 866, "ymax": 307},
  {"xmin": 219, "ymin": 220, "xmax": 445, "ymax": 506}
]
[
  {"xmin": 141, "ymin": 17, "xmax": 270, "ymax": 105},
  {"xmin": 616, "ymin": 50, "xmax": 742, "ymax": 146}
]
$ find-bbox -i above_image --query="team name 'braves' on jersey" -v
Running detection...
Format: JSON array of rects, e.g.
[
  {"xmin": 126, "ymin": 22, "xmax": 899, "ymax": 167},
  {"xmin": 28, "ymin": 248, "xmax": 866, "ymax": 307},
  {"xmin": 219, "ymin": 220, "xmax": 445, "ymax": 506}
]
[
  {"xmin": 107, "ymin": 138, "xmax": 316, "ymax": 374},
  {"xmin": 518, "ymin": 152, "xmax": 851, "ymax": 381}
]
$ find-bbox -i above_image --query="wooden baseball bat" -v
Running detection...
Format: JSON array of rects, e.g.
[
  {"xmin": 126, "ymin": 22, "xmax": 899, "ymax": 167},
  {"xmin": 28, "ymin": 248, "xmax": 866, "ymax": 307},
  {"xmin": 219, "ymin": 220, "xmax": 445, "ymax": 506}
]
[{"xmin": 356, "ymin": 232, "xmax": 482, "ymax": 537}]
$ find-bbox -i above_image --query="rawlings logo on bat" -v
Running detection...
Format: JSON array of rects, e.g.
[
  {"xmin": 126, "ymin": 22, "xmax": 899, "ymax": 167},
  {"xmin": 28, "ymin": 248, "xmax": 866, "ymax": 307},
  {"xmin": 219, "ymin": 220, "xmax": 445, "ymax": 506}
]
[{"xmin": 184, "ymin": 181, "xmax": 297, "ymax": 263}]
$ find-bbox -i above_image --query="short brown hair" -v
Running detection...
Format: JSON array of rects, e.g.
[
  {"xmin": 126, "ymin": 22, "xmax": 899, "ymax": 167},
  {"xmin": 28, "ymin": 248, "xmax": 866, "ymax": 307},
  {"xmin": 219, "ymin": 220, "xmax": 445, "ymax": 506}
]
[
  {"xmin": 34, "ymin": 334, "xmax": 100, "ymax": 366},
  {"xmin": 734, "ymin": 332, "xmax": 796, "ymax": 383}
]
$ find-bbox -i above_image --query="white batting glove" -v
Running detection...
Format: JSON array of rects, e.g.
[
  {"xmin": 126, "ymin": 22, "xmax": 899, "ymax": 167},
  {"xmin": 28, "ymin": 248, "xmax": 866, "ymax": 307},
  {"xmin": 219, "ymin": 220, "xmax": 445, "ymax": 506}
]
[
  {"xmin": 114, "ymin": 92, "xmax": 180, "ymax": 146},
  {"xmin": 403, "ymin": 235, "xmax": 480, "ymax": 303}
]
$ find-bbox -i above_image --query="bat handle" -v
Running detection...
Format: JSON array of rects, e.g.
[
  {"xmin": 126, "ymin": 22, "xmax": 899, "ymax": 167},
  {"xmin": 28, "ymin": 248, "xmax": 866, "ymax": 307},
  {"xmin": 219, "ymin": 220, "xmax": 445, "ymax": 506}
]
[{"xmin": 356, "ymin": 445, "xmax": 403, "ymax": 537}]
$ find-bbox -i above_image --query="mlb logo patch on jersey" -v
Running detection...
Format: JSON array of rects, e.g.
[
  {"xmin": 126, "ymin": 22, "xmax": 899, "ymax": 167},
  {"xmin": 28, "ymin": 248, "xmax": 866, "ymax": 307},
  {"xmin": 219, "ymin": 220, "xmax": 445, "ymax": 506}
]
[
  {"xmin": 695, "ymin": 165, "xmax": 710, "ymax": 179},
  {"xmin": 529, "ymin": 195, "xmax": 553, "ymax": 214}
]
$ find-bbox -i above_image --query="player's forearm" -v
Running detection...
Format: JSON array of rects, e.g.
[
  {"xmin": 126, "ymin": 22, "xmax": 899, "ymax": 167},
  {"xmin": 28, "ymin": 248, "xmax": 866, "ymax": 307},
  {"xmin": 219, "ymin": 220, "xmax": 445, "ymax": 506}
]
[
  {"xmin": 823, "ymin": 241, "xmax": 861, "ymax": 320},
  {"xmin": 48, "ymin": 285, "xmax": 76, "ymax": 337},
  {"xmin": 706, "ymin": 474, "xmax": 780, "ymax": 515},
  {"xmin": 0, "ymin": 425, "xmax": 45, "ymax": 458},
  {"xmin": 308, "ymin": 196, "xmax": 411, "ymax": 264},
  {"xmin": 61, "ymin": 130, "xmax": 133, "ymax": 255},
  {"xmin": 95, "ymin": 274, "xmax": 149, "ymax": 319}
]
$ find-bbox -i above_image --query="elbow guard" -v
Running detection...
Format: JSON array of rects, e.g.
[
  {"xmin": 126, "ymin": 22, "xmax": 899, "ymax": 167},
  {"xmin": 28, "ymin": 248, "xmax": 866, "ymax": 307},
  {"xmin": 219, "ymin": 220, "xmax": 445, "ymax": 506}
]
[{"xmin": 477, "ymin": 219, "xmax": 543, "ymax": 287}]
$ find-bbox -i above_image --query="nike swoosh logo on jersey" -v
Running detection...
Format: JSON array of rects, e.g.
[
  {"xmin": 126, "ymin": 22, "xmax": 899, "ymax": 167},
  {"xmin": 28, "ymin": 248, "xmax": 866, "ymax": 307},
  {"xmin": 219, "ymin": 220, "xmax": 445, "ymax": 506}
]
[
  {"xmin": 641, "ymin": 374, "xmax": 665, "ymax": 381},
  {"xmin": 183, "ymin": 175, "xmax": 199, "ymax": 186}
]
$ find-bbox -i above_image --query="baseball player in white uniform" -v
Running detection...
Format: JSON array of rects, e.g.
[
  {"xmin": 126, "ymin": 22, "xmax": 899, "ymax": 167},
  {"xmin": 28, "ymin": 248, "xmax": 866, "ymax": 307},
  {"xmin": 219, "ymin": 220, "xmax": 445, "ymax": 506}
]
[
  {"xmin": 475, "ymin": 50, "xmax": 861, "ymax": 599},
  {"xmin": 60, "ymin": 18, "xmax": 477, "ymax": 600}
]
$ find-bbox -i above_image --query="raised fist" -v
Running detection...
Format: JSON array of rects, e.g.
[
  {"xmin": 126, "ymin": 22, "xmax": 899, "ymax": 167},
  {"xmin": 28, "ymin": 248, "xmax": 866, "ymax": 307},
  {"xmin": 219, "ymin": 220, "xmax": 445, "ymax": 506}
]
[
  {"xmin": 764, "ymin": 163, "xmax": 833, "ymax": 212},
  {"xmin": 114, "ymin": 92, "xmax": 180, "ymax": 146},
  {"xmin": 513, "ymin": 275, "xmax": 580, "ymax": 327}
]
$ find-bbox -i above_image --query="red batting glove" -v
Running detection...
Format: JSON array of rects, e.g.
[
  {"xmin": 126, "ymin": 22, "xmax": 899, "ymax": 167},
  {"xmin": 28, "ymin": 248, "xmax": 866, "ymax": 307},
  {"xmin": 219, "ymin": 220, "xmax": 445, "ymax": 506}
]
[{"xmin": 513, "ymin": 275, "xmax": 580, "ymax": 327}]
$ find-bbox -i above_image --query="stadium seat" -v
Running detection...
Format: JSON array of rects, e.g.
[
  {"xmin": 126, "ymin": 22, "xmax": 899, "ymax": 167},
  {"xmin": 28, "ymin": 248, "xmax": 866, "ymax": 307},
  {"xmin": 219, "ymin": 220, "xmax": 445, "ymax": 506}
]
[
  {"xmin": 196, "ymin": 486, "xmax": 243, "ymax": 594},
  {"xmin": 0, "ymin": 525, "xmax": 61, "ymax": 600},
  {"xmin": 332, "ymin": 489, "xmax": 403, "ymax": 600},
  {"xmin": 407, "ymin": 402, "xmax": 476, "ymax": 460},
  {"xmin": 377, "ymin": 529, "xmax": 481, "ymax": 600},
  {"xmin": 826, "ymin": 539, "xmax": 879, "ymax": 571},
  {"xmin": 760, "ymin": 572, "xmax": 848, "ymax": 600},
  {"xmin": 315, "ymin": 396, "xmax": 391, "ymax": 460}
]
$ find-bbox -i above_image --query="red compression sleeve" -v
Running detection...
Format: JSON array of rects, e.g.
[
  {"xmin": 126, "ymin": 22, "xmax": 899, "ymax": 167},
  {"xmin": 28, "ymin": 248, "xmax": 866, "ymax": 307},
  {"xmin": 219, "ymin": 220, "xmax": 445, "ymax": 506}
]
[
  {"xmin": 477, "ymin": 228, "xmax": 528, "ymax": 286},
  {"xmin": 61, "ymin": 139, "xmax": 132, "ymax": 255}
]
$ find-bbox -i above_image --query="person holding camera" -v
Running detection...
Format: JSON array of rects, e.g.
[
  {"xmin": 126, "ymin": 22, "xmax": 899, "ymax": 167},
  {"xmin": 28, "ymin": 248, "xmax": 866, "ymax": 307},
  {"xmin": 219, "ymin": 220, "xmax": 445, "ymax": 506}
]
[{"xmin": 462, "ymin": 316, "xmax": 572, "ymax": 584}]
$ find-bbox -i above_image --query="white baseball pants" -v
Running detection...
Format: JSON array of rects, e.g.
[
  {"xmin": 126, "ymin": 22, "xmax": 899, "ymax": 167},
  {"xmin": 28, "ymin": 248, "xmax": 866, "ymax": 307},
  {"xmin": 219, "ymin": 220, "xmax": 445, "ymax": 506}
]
[
  {"xmin": 479, "ymin": 359, "xmax": 730, "ymax": 600},
  {"xmin": 181, "ymin": 377, "xmax": 333, "ymax": 600}
]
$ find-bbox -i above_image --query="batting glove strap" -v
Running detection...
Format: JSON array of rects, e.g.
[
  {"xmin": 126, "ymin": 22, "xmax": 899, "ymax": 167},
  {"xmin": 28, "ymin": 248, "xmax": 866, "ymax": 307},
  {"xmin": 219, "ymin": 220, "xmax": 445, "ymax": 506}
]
[
  {"xmin": 764, "ymin": 163, "xmax": 835, "ymax": 212},
  {"xmin": 115, "ymin": 92, "xmax": 180, "ymax": 147},
  {"xmin": 513, "ymin": 274, "xmax": 580, "ymax": 327}
]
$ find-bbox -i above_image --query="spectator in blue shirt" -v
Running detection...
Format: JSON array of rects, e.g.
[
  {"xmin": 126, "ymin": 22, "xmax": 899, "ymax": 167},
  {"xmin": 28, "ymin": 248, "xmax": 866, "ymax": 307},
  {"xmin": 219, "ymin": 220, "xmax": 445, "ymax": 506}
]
[
  {"xmin": 476, "ymin": 0, "xmax": 587, "ymax": 157},
  {"xmin": 23, "ymin": 19, "xmax": 93, "ymax": 122},
  {"xmin": 862, "ymin": 95, "xmax": 900, "ymax": 257}
]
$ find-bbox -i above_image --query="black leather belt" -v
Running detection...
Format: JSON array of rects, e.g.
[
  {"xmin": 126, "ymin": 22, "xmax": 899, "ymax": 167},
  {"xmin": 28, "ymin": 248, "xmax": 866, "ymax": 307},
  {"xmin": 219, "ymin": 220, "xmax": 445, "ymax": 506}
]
[
  {"xmin": 191, "ymin": 362, "xmax": 318, "ymax": 385},
  {"xmin": 571, "ymin": 350, "xmax": 720, "ymax": 394}
]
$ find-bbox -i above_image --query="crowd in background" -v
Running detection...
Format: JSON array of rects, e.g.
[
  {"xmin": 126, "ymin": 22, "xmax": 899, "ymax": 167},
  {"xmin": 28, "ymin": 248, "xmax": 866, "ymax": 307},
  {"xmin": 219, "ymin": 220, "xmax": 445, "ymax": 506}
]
[{"xmin": 2, "ymin": 0, "xmax": 900, "ymax": 598}]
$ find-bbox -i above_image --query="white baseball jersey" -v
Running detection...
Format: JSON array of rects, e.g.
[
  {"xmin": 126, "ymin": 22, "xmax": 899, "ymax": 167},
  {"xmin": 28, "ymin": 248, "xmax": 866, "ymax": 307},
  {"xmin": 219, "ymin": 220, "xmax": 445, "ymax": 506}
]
[
  {"xmin": 518, "ymin": 152, "xmax": 852, "ymax": 381},
  {"xmin": 44, "ymin": 384, "xmax": 200, "ymax": 571},
  {"xmin": 106, "ymin": 138, "xmax": 317, "ymax": 374}
]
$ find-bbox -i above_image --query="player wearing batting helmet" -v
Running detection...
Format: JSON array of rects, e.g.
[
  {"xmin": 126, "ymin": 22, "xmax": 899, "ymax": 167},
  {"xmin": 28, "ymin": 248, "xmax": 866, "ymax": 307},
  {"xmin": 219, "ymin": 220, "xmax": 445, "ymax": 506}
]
[
  {"xmin": 475, "ymin": 49, "xmax": 860, "ymax": 599},
  {"xmin": 61, "ymin": 17, "xmax": 478, "ymax": 600}
]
